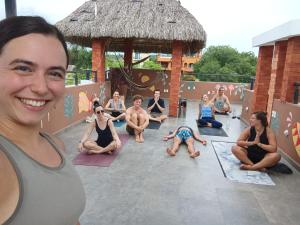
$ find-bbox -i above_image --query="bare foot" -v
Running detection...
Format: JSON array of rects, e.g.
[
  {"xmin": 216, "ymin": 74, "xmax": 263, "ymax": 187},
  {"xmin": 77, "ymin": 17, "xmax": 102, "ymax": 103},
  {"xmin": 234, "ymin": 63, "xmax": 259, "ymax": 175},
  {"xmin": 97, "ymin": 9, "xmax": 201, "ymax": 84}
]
[
  {"xmin": 139, "ymin": 133, "xmax": 144, "ymax": 142},
  {"xmin": 166, "ymin": 148, "xmax": 176, "ymax": 156},
  {"xmin": 135, "ymin": 135, "xmax": 140, "ymax": 142},
  {"xmin": 240, "ymin": 164, "xmax": 253, "ymax": 170},
  {"xmin": 190, "ymin": 151, "xmax": 200, "ymax": 158}
]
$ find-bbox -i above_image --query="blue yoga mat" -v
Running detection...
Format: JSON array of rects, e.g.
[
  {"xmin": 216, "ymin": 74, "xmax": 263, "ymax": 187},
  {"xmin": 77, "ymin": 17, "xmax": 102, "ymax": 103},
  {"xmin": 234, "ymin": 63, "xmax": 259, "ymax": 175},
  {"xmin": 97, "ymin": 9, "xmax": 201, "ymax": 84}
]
[{"xmin": 113, "ymin": 120, "xmax": 126, "ymax": 127}]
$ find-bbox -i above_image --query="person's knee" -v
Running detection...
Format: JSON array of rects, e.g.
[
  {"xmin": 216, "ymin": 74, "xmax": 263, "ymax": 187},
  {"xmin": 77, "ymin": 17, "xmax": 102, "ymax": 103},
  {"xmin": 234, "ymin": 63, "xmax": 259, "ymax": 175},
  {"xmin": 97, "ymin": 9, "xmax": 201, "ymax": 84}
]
[
  {"xmin": 231, "ymin": 145, "xmax": 240, "ymax": 155},
  {"xmin": 272, "ymin": 152, "xmax": 281, "ymax": 162},
  {"xmin": 131, "ymin": 113, "xmax": 138, "ymax": 120}
]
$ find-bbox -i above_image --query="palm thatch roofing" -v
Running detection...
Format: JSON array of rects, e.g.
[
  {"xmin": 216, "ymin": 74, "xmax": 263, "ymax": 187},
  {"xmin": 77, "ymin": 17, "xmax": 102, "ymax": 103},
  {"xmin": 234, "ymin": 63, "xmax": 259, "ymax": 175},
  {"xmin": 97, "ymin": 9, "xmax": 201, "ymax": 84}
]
[{"xmin": 56, "ymin": 0, "xmax": 206, "ymax": 54}]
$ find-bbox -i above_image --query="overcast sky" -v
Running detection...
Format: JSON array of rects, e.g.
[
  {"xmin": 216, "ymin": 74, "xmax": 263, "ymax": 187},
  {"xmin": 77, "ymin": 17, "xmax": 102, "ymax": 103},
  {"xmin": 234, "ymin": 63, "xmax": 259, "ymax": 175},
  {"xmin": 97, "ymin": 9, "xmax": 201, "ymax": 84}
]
[{"xmin": 1, "ymin": 0, "xmax": 299, "ymax": 54}]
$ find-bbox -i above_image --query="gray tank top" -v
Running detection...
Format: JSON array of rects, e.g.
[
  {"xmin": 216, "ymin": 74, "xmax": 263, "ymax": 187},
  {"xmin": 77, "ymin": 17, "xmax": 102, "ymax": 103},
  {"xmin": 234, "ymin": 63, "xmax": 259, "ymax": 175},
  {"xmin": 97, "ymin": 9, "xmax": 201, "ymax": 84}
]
[
  {"xmin": 0, "ymin": 133, "xmax": 86, "ymax": 225},
  {"xmin": 109, "ymin": 99, "xmax": 122, "ymax": 111}
]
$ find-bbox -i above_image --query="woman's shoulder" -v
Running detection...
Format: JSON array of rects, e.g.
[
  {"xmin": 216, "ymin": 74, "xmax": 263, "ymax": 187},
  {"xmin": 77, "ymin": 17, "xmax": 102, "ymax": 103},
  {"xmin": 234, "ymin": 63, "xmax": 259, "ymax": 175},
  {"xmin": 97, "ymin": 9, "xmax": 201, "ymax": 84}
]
[{"xmin": 0, "ymin": 150, "xmax": 19, "ymax": 224}]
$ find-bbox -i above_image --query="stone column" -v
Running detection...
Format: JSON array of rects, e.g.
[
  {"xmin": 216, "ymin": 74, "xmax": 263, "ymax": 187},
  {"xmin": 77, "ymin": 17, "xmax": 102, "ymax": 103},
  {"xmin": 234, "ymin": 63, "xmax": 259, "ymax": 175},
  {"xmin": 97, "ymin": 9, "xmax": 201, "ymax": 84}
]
[
  {"xmin": 92, "ymin": 38, "xmax": 106, "ymax": 83},
  {"xmin": 280, "ymin": 37, "xmax": 300, "ymax": 102},
  {"xmin": 252, "ymin": 46, "xmax": 273, "ymax": 112},
  {"xmin": 169, "ymin": 41, "xmax": 183, "ymax": 117}
]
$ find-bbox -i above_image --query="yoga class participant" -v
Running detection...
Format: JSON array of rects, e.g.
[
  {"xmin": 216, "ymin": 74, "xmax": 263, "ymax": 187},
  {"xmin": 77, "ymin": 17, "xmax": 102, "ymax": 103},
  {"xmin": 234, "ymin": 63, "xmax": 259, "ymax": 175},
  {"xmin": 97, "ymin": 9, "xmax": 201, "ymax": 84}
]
[
  {"xmin": 211, "ymin": 86, "xmax": 231, "ymax": 114},
  {"xmin": 164, "ymin": 126, "xmax": 207, "ymax": 158},
  {"xmin": 231, "ymin": 111, "xmax": 281, "ymax": 171},
  {"xmin": 105, "ymin": 90, "xmax": 126, "ymax": 121},
  {"xmin": 197, "ymin": 94, "xmax": 222, "ymax": 128},
  {"xmin": 147, "ymin": 89, "xmax": 168, "ymax": 123},
  {"xmin": 125, "ymin": 95, "xmax": 149, "ymax": 143},
  {"xmin": 78, "ymin": 102, "xmax": 121, "ymax": 154},
  {"xmin": 0, "ymin": 16, "xmax": 85, "ymax": 225}
]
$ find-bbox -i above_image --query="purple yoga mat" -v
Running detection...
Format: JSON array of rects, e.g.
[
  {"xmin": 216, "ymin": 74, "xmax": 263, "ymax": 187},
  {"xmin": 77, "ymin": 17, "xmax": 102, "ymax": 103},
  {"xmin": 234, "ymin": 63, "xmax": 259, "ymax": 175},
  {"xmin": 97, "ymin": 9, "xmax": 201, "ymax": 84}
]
[{"xmin": 72, "ymin": 134, "xmax": 129, "ymax": 167}]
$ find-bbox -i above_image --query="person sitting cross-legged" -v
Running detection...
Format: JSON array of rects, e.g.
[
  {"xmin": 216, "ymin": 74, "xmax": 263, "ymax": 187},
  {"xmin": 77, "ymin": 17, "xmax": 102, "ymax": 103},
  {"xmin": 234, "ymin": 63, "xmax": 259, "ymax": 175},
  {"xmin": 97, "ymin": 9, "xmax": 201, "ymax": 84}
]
[
  {"xmin": 164, "ymin": 126, "xmax": 207, "ymax": 158},
  {"xmin": 125, "ymin": 95, "xmax": 149, "ymax": 143},
  {"xmin": 78, "ymin": 102, "xmax": 121, "ymax": 154},
  {"xmin": 211, "ymin": 86, "xmax": 231, "ymax": 114},
  {"xmin": 147, "ymin": 89, "xmax": 168, "ymax": 123},
  {"xmin": 197, "ymin": 94, "xmax": 223, "ymax": 128},
  {"xmin": 231, "ymin": 111, "xmax": 281, "ymax": 171},
  {"xmin": 105, "ymin": 90, "xmax": 126, "ymax": 121}
]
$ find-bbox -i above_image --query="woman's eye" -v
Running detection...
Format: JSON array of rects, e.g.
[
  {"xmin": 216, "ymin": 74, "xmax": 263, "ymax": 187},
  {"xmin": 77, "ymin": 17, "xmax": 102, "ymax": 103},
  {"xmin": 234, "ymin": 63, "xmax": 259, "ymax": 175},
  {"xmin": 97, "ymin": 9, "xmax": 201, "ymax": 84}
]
[
  {"xmin": 49, "ymin": 71, "xmax": 65, "ymax": 79},
  {"xmin": 13, "ymin": 65, "xmax": 32, "ymax": 73}
]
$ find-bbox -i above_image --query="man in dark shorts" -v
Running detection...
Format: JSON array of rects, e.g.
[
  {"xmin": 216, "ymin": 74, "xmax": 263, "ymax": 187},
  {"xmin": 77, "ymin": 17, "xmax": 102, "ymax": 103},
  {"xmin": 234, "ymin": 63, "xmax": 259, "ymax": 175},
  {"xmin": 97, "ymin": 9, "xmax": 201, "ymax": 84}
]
[
  {"xmin": 147, "ymin": 89, "xmax": 168, "ymax": 123},
  {"xmin": 125, "ymin": 95, "xmax": 149, "ymax": 143}
]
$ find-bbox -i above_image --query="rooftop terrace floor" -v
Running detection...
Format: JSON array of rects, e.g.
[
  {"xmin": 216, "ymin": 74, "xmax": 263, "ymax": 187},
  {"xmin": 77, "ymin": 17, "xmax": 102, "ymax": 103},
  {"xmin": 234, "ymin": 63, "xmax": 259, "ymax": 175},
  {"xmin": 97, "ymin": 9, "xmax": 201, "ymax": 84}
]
[{"xmin": 58, "ymin": 100, "xmax": 300, "ymax": 225}]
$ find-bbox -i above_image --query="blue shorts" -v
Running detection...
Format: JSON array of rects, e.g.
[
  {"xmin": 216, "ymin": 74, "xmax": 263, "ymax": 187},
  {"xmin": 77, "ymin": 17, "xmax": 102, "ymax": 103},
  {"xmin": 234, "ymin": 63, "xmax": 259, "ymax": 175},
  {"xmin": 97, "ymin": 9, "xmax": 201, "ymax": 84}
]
[{"xmin": 176, "ymin": 129, "xmax": 193, "ymax": 142}]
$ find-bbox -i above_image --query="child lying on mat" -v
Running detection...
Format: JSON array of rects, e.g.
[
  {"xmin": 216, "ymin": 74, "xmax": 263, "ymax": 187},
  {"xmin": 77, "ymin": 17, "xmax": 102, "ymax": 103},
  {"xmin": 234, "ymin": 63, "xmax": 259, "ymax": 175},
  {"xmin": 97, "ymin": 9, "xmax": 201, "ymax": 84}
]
[
  {"xmin": 78, "ymin": 101, "xmax": 121, "ymax": 154},
  {"xmin": 163, "ymin": 126, "xmax": 207, "ymax": 158}
]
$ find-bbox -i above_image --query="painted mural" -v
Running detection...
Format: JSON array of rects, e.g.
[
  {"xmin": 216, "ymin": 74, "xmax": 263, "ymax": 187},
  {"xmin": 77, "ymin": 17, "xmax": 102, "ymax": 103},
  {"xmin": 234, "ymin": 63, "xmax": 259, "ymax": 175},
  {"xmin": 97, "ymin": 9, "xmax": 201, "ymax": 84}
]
[
  {"xmin": 78, "ymin": 91, "xmax": 91, "ymax": 113},
  {"xmin": 271, "ymin": 110, "xmax": 280, "ymax": 135},
  {"xmin": 284, "ymin": 112, "xmax": 293, "ymax": 136},
  {"xmin": 64, "ymin": 94, "xmax": 74, "ymax": 118},
  {"xmin": 292, "ymin": 122, "xmax": 300, "ymax": 157},
  {"xmin": 98, "ymin": 83, "xmax": 106, "ymax": 104}
]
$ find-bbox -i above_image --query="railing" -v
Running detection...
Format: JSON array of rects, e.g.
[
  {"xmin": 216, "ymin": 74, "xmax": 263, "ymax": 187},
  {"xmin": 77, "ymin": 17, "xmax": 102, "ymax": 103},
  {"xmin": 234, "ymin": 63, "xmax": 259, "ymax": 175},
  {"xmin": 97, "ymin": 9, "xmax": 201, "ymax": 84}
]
[
  {"xmin": 294, "ymin": 82, "xmax": 300, "ymax": 104},
  {"xmin": 65, "ymin": 69, "xmax": 97, "ymax": 86},
  {"xmin": 250, "ymin": 77, "xmax": 255, "ymax": 90},
  {"xmin": 183, "ymin": 73, "xmax": 254, "ymax": 83}
]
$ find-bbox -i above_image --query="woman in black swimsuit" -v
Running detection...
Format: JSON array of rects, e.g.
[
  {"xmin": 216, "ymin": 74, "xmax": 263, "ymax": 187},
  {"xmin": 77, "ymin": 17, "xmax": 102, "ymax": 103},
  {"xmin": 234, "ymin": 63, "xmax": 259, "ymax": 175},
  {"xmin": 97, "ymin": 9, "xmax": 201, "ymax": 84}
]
[
  {"xmin": 78, "ymin": 102, "xmax": 121, "ymax": 154},
  {"xmin": 231, "ymin": 111, "xmax": 281, "ymax": 170}
]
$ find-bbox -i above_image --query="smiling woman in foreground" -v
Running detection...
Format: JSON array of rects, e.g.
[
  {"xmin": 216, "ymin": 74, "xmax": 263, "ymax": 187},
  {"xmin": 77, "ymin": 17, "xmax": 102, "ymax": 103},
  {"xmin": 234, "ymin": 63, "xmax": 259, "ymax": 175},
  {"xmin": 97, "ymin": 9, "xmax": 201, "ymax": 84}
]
[{"xmin": 0, "ymin": 16, "xmax": 85, "ymax": 225}]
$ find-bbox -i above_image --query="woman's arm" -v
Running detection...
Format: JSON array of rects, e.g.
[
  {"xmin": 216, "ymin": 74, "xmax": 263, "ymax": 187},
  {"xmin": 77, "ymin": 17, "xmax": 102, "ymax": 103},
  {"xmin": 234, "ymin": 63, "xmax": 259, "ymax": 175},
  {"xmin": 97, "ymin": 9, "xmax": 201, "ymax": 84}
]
[
  {"xmin": 78, "ymin": 121, "xmax": 95, "ymax": 151},
  {"xmin": 105, "ymin": 99, "xmax": 114, "ymax": 111},
  {"xmin": 108, "ymin": 120, "xmax": 121, "ymax": 148},
  {"xmin": 236, "ymin": 127, "xmax": 255, "ymax": 147},
  {"xmin": 121, "ymin": 100, "xmax": 126, "ymax": 112},
  {"xmin": 257, "ymin": 128, "xmax": 277, "ymax": 153}
]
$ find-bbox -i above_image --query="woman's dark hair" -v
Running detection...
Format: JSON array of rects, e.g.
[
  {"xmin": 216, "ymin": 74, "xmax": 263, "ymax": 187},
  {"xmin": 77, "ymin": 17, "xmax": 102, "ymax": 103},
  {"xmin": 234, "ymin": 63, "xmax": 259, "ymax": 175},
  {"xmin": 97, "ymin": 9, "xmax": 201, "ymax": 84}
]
[
  {"xmin": 93, "ymin": 101, "xmax": 103, "ymax": 112},
  {"xmin": 0, "ymin": 16, "xmax": 69, "ymax": 66},
  {"xmin": 252, "ymin": 111, "xmax": 268, "ymax": 127}
]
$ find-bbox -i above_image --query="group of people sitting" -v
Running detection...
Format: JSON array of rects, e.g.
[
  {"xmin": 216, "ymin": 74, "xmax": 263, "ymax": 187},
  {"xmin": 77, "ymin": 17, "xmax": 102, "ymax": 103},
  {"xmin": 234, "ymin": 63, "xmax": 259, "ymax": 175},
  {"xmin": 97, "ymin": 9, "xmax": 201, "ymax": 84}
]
[
  {"xmin": 78, "ymin": 87, "xmax": 281, "ymax": 170},
  {"xmin": 197, "ymin": 86, "xmax": 231, "ymax": 128}
]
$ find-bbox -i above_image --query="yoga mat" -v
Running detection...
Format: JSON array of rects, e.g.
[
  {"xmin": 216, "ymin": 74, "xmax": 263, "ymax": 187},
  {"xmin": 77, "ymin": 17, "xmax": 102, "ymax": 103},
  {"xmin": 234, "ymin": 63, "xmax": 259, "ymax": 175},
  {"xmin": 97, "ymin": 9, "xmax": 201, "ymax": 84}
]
[
  {"xmin": 197, "ymin": 126, "xmax": 228, "ymax": 137},
  {"xmin": 211, "ymin": 141, "xmax": 275, "ymax": 185},
  {"xmin": 72, "ymin": 134, "xmax": 129, "ymax": 167},
  {"xmin": 146, "ymin": 121, "xmax": 161, "ymax": 129},
  {"xmin": 113, "ymin": 120, "xmax": 126, "ymax": 127}
]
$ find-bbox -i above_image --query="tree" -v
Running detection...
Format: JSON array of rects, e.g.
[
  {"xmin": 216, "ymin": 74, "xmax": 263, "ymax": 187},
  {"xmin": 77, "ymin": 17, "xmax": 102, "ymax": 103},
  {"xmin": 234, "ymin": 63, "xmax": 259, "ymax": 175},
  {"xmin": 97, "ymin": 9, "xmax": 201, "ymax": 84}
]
[{"xmin": 194, "ymin": 46, "xmax": 257, "ymax": 82}]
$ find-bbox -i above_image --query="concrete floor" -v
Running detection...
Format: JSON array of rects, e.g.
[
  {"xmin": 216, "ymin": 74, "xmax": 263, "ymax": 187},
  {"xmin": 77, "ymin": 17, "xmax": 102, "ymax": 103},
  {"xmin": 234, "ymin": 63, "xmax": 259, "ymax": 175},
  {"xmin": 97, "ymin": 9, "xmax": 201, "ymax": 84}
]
[{"xmin": 58, "ymin": 100, "xmax": 300, "ymax": 225}]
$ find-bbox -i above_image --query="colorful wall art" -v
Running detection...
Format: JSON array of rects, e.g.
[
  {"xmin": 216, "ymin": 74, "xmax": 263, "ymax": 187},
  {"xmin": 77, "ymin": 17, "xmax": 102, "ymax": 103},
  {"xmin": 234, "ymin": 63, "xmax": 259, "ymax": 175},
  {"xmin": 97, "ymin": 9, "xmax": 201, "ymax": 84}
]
[
  {"xmin": 78, "ymin": 91, "xmax": 90, "ymax": 113},
  {"xmin": 64, "ymin": 94, "xmax": 74, "ymax": 118}
]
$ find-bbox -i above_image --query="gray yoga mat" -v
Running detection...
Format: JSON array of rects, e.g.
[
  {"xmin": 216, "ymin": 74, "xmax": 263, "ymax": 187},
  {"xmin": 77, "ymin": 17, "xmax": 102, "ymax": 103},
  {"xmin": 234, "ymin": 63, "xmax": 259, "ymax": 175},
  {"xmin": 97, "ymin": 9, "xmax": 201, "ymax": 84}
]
[
  {"xmin": 197, "ymin": 126, "xmax": 228, "ymax": 137},
  {"xmin": 146, "ymin": 121, "xmax": 161, "ymax": 129},
  {"xmin": 211, "ymin": 141, "xmax": 275, "ymax": 186}
]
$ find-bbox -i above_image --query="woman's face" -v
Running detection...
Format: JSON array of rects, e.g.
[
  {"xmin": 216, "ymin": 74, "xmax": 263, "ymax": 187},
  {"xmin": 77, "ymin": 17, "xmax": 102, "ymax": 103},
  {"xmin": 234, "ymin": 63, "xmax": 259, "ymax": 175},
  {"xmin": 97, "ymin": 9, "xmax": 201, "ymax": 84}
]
[
  {"xmin": 249, "ymin": 114, "xmax": 260, "ymax": 127},
  {"xmin": 202, "ymin": 95, "xmax": 208, "ymax": 101},
  {"xmin": 113, "ymin": 91, "xmax": 119, "ymax": 99},
  {"xmin": 95, "ymin": 106, "xmax": 105, "ymax": 117},
  {"xmin": 0, "ymin": 33, "xmax": 67, "ymax": 126}
]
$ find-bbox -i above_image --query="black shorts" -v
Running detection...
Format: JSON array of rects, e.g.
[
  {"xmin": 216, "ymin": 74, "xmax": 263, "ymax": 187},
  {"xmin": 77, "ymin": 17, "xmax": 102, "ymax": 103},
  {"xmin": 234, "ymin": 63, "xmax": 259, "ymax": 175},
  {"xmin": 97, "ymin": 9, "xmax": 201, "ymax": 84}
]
[
  {"xmin": 247, "ymin": 146, "xmax": 267, "ymax": 164},
  {"xmin": 111, "ymin": 111, "xmax": 122, "ymax": 118},
  {"xmin": 96, "ymin": 139, "xmax": 113, "ymax": 148},
  {"xmin": 126, "ymin": 125, "xmax": 135, "ymax": 136}
]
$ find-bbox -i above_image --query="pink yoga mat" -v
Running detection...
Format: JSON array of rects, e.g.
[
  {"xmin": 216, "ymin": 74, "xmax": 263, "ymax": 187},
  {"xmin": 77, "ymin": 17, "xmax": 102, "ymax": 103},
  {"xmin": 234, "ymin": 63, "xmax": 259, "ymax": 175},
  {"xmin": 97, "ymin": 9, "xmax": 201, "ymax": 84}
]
[{"xmin": 72, "ymin": 134, "xmax": 129, "ymax": 167}]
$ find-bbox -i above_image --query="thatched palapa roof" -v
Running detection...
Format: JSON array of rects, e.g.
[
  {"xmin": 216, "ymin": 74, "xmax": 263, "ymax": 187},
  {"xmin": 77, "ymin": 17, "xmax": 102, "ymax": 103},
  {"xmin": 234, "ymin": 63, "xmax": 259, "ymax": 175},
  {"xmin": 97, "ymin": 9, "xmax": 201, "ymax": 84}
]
[{"xmin": 56, "ymin": 0, "xmax": 206, "ymax": 54}]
